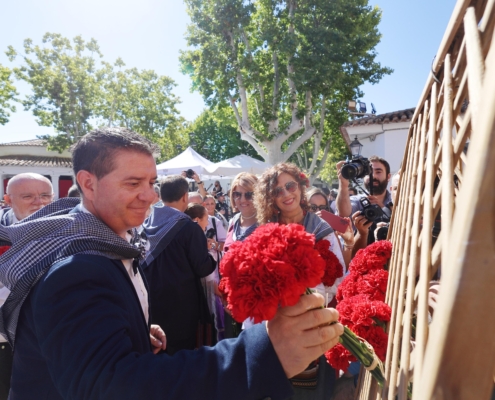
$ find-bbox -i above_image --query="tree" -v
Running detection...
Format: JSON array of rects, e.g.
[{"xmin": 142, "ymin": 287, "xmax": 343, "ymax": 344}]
[
  {"xmin": 0, "ymin": 64, "xmax": 18, "ymax": 125},
  {"xmin": 6, "ymin": 33, "xmax": 102, "ymax": 152},
  {"xmin": 96, "ymin": 59, "xmax": 188, "ymax": 160},
  {"xmin": 7, "ymin": 34, "xmax": 187, "ymax": 159},
  {"xmin": 180, "ymin": 0, "xmax": 391, "ymax": 179},
  {"xmin": 184, "ymin": 107, "xmax": 262, "ymax": 162}
]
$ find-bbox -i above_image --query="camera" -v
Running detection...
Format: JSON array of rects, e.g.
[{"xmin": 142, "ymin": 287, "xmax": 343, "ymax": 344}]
[
  {"xmin": 359, "ymin": 197, "xmax": 384, "ymax": 222},
  {"xmin": 341, "ymin": 156, "xmax": 372, "ymax": 180},
  {"xmin": 185, "ymin": 169, "xmax": 195, "ymax": 179},
  {"xmin": 375, "ymin": 224, "xmax": 389, "ymax": 241},
  {"xmin": 205, "ymin": 228, "xmax": 216, "ymax": 239}
]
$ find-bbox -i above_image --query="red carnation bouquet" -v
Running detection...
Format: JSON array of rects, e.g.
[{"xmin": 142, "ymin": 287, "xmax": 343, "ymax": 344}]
[
  {"xmin": 219, "ymin": 223, "xmax": 328, "ymax": 323},
  {"xmin": 325, "ymin": 240, "xmax": 393, "ymax": 387},
  {"xmin": 219, "ymin": 223, "xmax": 392, "ymax": 387}
]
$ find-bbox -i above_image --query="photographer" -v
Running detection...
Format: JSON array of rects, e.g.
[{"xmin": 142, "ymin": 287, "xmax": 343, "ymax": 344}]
[
  {"xmin": 336, "ymin": 155, "xmax": 393, "ymax": 247},
  {"xmin": 181, "ymin": 169, "xmax": 207, "ymax": 198}
]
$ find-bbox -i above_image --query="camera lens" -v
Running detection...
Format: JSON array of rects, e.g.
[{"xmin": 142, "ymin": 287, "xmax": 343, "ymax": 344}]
[
  {"xmin": 364, "ymin": 209, "xmax": 377, "ymax": 220},
  {"xmin": 341, "ymin": 163, "xmax": 363, "ymax": 180}
]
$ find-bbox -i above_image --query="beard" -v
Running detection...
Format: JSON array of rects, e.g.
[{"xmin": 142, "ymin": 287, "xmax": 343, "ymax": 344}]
[{"xmin": 365, "ymin": 178, "xmax": 389, "ymax": 195}]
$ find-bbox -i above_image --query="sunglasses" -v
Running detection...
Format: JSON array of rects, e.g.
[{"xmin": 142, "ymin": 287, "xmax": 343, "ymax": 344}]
[
  {"xmin": 232, "ymin": 191, "xmax": 254, "ymax": 201},
  {"xmin": 273, "ymin": 181, "xmax": 298, "ymax": 198},
  {"xmin": 309, "ymin": 204, "xmax": 329, "ymax": 212}
]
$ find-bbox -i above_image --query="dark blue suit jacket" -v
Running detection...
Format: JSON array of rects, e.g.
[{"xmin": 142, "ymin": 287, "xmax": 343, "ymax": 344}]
[{"xmin": 11, "ymin": 254, "xmax": 293, "ymax": 400}]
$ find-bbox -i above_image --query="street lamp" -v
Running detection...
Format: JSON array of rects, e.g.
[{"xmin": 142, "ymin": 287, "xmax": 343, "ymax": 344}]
[{"xmin": 349, "ymin": 136, "xmax": 363, "ymax": 156}]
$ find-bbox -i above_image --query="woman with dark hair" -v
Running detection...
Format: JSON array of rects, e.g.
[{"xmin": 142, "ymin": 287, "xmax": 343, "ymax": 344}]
[
  {"xmin": 184, "ymin": 203, "xmax": 224, "ymax": 343},
  {"xmin": 255, "ymin": 164, "xmax": 345, "ymax": 302},
  {"xmin": 307, "ymin": 187, "xmax": 354, "ymax": 268},
  {"xmin": 254, "ymin": 163, "xmax": 344, "ymax": 399},
  {"xmin": 184, "ymin": 203, "xmax": 209, "ymax": 232}
]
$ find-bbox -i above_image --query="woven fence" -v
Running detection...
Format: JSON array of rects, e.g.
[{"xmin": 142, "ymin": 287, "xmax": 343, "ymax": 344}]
[{"xmin": 356, "ymin": 0, "xmax": 495, "ymax": 398}]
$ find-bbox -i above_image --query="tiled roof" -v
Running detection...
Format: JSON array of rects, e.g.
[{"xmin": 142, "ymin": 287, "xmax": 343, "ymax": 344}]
[
  {"xmin": 0, "ymin": 139, "xmax": 47, "ymax": 146},
  {"xmin": 342, "ymin": 107, "xmax": 415, "ymax": 127},
  {"xmin": 0, "ymin": 155, "xmax": 72, "ymax": 168}
]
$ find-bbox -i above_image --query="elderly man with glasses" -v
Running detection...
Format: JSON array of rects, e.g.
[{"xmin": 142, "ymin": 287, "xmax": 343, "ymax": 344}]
[
  {"xmin": 2, "ymin": 173, "xmax": 54, "ymax": 225},
  {"xmin": 0, "ymin": 172, "xmax": 53, "ymax": 398}
]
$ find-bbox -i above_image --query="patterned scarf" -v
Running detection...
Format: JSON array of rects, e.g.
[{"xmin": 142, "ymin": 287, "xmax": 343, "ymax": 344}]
[
  {"xmin": 231, "ymin": 213, "xmax": 258, "ymax": 242},
  {"xmin": 303, "ymin": 211, "xmax": 334, "ymax": 240},
  {"xmin": 0, "ymin": 198, "xmax": 143, "ymax": 346}
]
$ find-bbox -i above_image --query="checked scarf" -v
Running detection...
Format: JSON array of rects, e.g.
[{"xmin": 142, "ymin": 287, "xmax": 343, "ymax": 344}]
[
  {"xmin": 0, "ymin": 198, "xmax": 144, "ymax": 346},
  {"xmin": 303, "ymin": 211, "xmax": 334, "ymax": 240}
]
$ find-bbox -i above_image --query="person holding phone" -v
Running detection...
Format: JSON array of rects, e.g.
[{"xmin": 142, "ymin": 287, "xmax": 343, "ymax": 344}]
[
  {"xmin": 307, "ymin": 187, "xmax": 354, "ymax": 269},
  {"xmin": 254, "ymin": 163, "xmax": 345, "ymax": 400}
]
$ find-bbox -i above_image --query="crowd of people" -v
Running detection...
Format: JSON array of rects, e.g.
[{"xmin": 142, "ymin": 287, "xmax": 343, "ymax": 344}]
[{"xmin": 0, "ymin": 127, "xmax": 402, "ymax": 400}]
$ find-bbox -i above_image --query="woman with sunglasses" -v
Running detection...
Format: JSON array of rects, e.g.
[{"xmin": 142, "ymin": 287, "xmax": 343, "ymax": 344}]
[
  {"xmin": 222, "ymin": 173, "xmax": 259, "ymax": 338},
  {"xmin": 254, "ymin": 163, "xmax": 345, "ymax": 399},
  {"xmin": 224, "ymin": 173, "xmax": 259, "ymax": 251}
]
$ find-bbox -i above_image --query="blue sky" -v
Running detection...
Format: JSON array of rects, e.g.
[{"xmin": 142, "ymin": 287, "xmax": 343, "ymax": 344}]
[{"xmin": 0, "ymin": 0, "xmax": 455, "ymax": 143}]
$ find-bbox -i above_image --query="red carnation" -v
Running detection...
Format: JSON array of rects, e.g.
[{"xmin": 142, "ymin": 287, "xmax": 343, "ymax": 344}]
[
  {"xmin": 314, "ymin": 240, "xmax": 343, "ymax": 287},
  {"xmin": 324, "ymin": 343, "xmax": 356, "ymax": 372},
  {"xmin": 336, "ymin": 295, "xmax": 391, "ymax": 327},
  {"xmin": 354, "ymin": 269, "xmax": 389, "ymax": 302},
  {"xmin": 0, "ymin": 246, "xmax": 10, "ymax": 257},
  {"xmin": 349, "ymin": 244, "xmax": 390, "ymax": 274},
  {"xmin": 219, "ymin": 223, "xmax": 325, "ymax": 323},
  {"xmin": 366, "ymin": 240, "xmax": 392, "ymax": 260},
  {"xmin": 353, "ymin": 325, "xmax": 389, "ymax": 361}
]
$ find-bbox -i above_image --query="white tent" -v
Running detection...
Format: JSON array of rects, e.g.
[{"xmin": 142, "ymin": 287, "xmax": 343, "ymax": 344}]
[
  {"xmin": 156, "ymin": 147, "xmax": 216, "ymax": 176},
  {"xmin": 207, "ymin": 154, "xmax": 272, "ymax": 176}
]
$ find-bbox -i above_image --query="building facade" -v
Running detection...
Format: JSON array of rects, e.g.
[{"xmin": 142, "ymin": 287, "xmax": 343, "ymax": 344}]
[
  {"xmin": 339, "ymin": 108, "xmax": 415, "ymax": 175},
  {"xmin": 0, "ymin": 139, "xmax": 73, "ymax": 199}
]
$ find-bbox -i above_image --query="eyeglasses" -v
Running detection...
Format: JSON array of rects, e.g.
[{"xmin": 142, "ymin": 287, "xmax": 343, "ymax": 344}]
[
  {"xmin": 273, "ymin": 181, "xmax": 298, "ymax": 198},
  {"xmin": 9, "ymin": 193, "xmax": 54, "ymax": 203},
  {"xmin": 232, "ymin": 191, "xmax": 254, "ymax": 201},
  {"xmin": 309, "ymin": 204, "xmax": 329, "ymax": 212}
]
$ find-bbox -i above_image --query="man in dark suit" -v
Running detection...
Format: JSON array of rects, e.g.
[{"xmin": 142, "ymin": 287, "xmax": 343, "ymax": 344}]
[
  {"xmin": 6, "ymin": 127, "xmax": 343, "ymax": 400},
  {"xmin": 143, "ymin": 175, "xmax": 216, "ymax": 353}
]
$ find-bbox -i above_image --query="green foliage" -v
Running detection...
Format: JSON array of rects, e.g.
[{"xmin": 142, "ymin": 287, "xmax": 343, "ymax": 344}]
[
  {"xmin": 6, "ymin": 33, "xmax": 186, "ymax": 157},
  {"xmin": 183, "ymin": 108, "xmax": 261, "ymax": 162},
  {"xmin": 96, "ymin": 59, "xmax": 187, "ymax": 161},
  {"xmin": 180, "ymin": 0, "xmax": 392, "ymax": 178},
  {"xmin": 7, "ymin": 33, "xmax": 102, "ymax": 151},
  {"xmin": 0, "ymin": 64, "xmax": 18, "ymax": 125}
]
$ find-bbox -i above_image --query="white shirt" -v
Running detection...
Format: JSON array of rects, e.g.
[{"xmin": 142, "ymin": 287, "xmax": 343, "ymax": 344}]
[{"xmin": 79, "ymin": 204, "xmax": 149, "ymax": 324}]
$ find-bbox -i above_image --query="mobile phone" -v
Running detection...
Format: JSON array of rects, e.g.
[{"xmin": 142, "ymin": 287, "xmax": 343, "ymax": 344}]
[{"xmin": 320, "ymin": 210, "xmax": 349, "ymax": 234}]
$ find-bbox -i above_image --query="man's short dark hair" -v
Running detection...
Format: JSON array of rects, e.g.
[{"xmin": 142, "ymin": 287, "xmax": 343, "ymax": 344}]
[
  {"xmin": 369, "ymin": 155, "xmax": 391, "ymax": 176},
  {"xmin": 160, "ymin": 175, "xmax": 189, "ymax": 203},
  {"xmin": 67, "ymin": 184, "xmax": 80, "ymax": 198},
  {"xmin": 71, "ymin": 127, "xmax": 159, "ymax": 190}
]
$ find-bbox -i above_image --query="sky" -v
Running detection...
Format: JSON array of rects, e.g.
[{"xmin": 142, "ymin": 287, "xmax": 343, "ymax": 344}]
[{"xmin": 0, "ymin": 0, "xmax": 456, "ymax": 143}]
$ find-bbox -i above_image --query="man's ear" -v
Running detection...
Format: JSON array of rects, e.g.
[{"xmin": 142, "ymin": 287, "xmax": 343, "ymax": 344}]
[
  {"xmin": 76, "ymin": 170, "xmax": 97, "ymax": 201},
  {"xmin": 3, "ymin": 194, "xmax": 12, "ymax": 207},
  {"xmin": 387, "ymin": 173, "xmax": 392, "ymax": 182}
]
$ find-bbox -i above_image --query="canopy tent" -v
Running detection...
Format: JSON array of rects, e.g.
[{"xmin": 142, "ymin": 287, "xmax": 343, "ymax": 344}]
[
  {"xmin": 207, "ymin": 154, "xmax": 272, "ymax": 176},
  {"xmin": 156, "ymin": 147, "xmax": 216, "ymax": 176}
]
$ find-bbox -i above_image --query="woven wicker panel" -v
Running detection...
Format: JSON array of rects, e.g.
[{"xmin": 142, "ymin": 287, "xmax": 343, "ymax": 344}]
[{"xmin": 356, "ymin": 0, "xmax": 495, "ymax": 398}]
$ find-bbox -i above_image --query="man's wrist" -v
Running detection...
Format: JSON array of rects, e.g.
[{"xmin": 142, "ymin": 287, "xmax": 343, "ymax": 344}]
[{"xmin": 196, "ymin": 181, "xmax": 203, "ymax": 185}]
